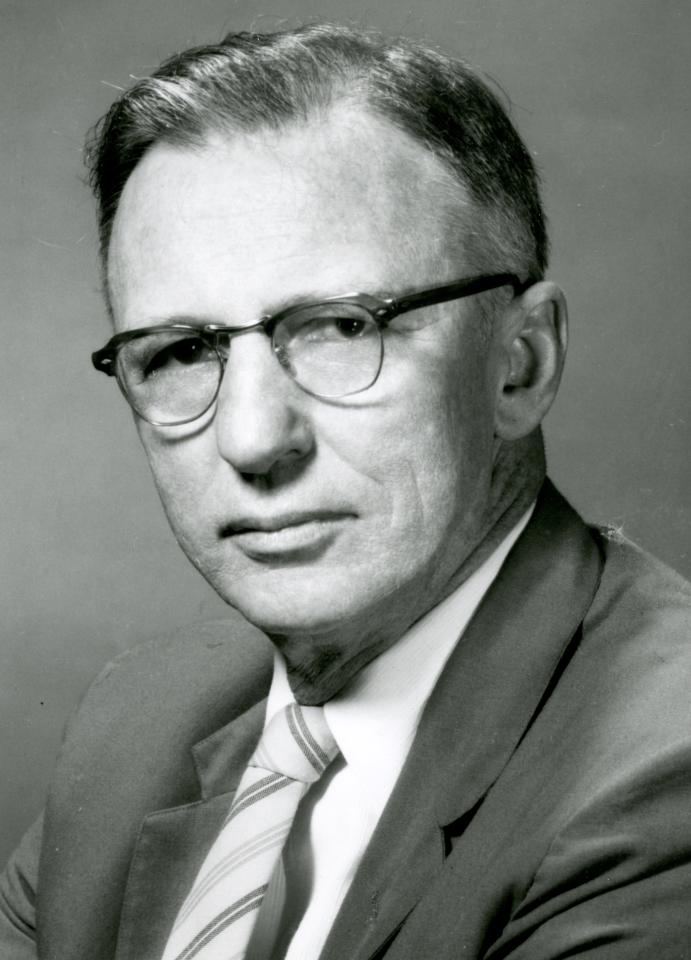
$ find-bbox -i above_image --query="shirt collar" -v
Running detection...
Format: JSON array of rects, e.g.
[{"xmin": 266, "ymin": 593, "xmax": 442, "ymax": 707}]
[{"xmin": 265, "ymin": 505, "xmax": 534, "ymax": 802}]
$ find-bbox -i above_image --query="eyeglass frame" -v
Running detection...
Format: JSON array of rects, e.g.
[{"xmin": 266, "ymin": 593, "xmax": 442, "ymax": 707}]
[{"xmin": 92, "ymin": 272, "xmax": 528, "ymax": 425}]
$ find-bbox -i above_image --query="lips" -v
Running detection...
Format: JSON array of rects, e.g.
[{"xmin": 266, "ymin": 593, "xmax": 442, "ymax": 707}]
[
  {"xmin": 223, "ymin": 510, "xmax": 354, "ymax": 535},
  {"xmin": 221, "ymin": 511, "xmax": 355, "ymax": 560}
]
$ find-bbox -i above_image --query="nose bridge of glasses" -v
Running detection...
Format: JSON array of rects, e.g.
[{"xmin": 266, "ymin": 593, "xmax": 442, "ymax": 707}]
[
  {"xmin": 204, "ymin": 316, "xmax": 274, "ymax": 345},
  {"xmin": 203, "ymin": 316, "xmax": 292, "ymax": 386},
  {"xmin": 205, "ymin": 316, "xmax": 291, "ymax": 397}
]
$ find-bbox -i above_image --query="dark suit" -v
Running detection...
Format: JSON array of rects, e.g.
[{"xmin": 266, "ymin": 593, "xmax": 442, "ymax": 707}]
[{"xmin": 3, "ymin": 482, "xmax": 691, "ymax": 958}]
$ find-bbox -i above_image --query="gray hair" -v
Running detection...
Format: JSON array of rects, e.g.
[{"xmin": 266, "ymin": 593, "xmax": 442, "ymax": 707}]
[{"xmin": 87, "ymin": 23, "xmax": 548, "ymax": 286}]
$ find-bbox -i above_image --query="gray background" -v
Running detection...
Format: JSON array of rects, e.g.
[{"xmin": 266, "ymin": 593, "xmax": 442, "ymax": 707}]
[{"xmin": 2, "ymin": 0, "xmax": 689, "ymax": 865}]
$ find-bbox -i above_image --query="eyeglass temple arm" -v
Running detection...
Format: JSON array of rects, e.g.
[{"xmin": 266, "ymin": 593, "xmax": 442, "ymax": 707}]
[{"xmin": 381, "ymin": 273, "xmax": 527, "ymax": 321}]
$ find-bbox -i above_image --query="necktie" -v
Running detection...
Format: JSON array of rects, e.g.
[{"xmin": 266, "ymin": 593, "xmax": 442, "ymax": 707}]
[{"xmin": 161, "ymin": 702, "xmax": 339, "ymax": 960}]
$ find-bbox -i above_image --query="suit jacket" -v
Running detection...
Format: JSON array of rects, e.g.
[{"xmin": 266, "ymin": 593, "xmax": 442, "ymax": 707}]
[{"xmin": 3, "ymin": 481, "xmax": 691, "ymax": 959}]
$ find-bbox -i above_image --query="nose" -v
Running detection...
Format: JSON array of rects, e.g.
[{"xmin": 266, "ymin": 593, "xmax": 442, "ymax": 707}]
[{"xmin": 213, "ymin": 331, "xmax": 315, "ymax": 478}]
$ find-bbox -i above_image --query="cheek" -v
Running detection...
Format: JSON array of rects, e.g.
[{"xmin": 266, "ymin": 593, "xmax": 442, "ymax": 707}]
[
  {"xmin": 138, "ymin": 430, "xmax": 217, "ymax": 542},
  {"xmin": 325, "ymin": 369, "xmax": 495, "ymax": 550},
  {"xmin": 393, "ymin": 413, "xmax": 492, "ymax": 539}
]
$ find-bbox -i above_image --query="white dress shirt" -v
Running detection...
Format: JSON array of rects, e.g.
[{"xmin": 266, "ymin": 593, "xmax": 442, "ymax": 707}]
[{"xmin": 253, "ymin": 507, "xmax": 533, "ymax": 960}]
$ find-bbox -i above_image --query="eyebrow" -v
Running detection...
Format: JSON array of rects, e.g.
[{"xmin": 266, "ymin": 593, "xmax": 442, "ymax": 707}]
[
  {"xmin": 261, "ymin": 288, "xmax": 364, "ymax": 315},
  {"xmin": 132, "ymin": 285, "xmax": 390, "ymax": 329},
  {"xmin": 259, "ymin": 283, "xmax": 392, "ymax": 316}
]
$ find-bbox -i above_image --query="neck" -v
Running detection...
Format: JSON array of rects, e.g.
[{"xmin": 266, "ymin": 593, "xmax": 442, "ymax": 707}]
[{"xmin": 448, "ymin": 431, "xmax": 546, "ymax": 588}]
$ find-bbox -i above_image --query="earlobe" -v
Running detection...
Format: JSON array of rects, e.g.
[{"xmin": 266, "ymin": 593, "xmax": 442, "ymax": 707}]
[{"xmin": 495, "ymin": 281, "xmax": 568, "ymax": 441}]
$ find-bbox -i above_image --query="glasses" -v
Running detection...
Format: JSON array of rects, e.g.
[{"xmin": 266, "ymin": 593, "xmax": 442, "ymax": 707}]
[{"xmin": 92, "ymin": 273, "xmax": 524, "ymax": 426}]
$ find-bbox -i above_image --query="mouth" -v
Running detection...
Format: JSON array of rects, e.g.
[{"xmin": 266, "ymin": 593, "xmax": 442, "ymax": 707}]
[{"xmin": 222, "ymin": 511, "xmax": 354, "ymax": 560}]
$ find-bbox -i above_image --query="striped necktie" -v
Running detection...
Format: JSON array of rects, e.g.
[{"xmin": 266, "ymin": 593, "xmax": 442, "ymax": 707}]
[{"xmin": 161, "ymin": 702, "xmax": 339, "ymax": 960}]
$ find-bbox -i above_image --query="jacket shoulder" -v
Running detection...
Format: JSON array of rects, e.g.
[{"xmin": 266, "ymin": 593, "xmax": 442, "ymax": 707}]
[
  {"xmin": 54, "ymin": 613, "xmax": 273, "ymax": 803},
  {"xmin": 587, "ymin": 524, "xmax": 691, "ymax": 646}
]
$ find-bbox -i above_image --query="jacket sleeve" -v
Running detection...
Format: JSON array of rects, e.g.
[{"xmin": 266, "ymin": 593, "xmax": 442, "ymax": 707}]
[{"xmin": 0, "ymin": 815, "xmax": 41, "ymax": 959}]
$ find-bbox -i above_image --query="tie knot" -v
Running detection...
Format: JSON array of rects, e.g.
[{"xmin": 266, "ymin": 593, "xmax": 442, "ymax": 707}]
[{"xmin": 249, "ymin": 702, "xmax": 339, "ymax": 783}]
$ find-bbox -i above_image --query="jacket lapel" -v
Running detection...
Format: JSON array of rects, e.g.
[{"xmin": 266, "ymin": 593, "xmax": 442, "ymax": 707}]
[
  {"xmin": 320, "ymin": 482, "xmax": 603, "ymax": 960},
  {"xmin": 114, "ymin": 700, "xmax": 266, "ymax": 960}
]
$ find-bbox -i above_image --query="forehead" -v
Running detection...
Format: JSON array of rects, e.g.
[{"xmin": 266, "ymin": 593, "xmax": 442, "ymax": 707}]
[{"xmin": 107, "ymin": 106, "xmax": 471, "ymax": 326}]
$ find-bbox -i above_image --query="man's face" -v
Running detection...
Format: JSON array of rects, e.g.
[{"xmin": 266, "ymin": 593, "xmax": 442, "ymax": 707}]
[{"xmin": 108, "ymin": 108, "xmax": 507, "ymax": 698}]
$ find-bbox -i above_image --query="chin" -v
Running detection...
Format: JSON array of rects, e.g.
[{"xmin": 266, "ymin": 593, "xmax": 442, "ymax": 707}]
[
  {"xmin": 211, "ymin": 577, "xmax": 351, "ymax": 634},
  {"xmin": 208, "ymin": 567, "xmax": 364, "ymax": 636}
]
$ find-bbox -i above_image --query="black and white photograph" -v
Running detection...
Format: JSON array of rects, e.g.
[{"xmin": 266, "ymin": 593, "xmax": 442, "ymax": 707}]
[{"xmin": 2, "ymin": 1, "xmax": 690, "ymax": 956}]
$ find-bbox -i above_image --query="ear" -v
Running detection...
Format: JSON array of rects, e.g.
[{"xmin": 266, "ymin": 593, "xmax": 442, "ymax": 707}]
[{"xmin": 494, "ymin": 281, "xmax": 568, "ymax": 441}]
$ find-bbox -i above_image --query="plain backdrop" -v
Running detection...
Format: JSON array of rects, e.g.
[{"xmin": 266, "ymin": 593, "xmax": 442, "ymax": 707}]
[{"xmin": 2, "ymin": 0, "xmax": 689, "ymax": 865}]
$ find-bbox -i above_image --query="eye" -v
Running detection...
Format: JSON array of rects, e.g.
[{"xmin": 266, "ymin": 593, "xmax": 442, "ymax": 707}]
[
  {"xmin": 297, "ymin": 315, "xmax": 369, "ymax": 342},
  {"xmin": 117, "ymin": 330, "xmax": 219, "ymax": 389},
  {"xmin": 328, "ymin": 315, "xmax": 369, "ymax": 339},
  {"xmin": 281, "ymin": 304, "xmax": 375, "ymax": 345},
  {"xmin": 142, "ymin": 335, "xmax": 214, "ymax": 378}
]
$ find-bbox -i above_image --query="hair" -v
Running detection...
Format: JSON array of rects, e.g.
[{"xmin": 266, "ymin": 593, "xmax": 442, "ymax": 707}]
[{"xmin": 86, "ymin": 23, "xmax": 548, "ymax": 289}]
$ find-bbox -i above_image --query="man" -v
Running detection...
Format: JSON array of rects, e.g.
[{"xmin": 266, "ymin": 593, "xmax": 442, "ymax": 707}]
[{"xmin": 2, "ymin": 22, "xmax": 691, "ymax": 960}]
